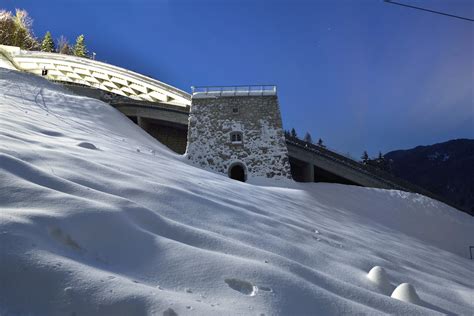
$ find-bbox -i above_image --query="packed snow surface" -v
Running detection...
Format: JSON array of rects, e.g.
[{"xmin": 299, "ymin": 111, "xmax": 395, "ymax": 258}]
[{"xmin": 1, "ymin": 69, "xmax": 473, "ymax": 315}]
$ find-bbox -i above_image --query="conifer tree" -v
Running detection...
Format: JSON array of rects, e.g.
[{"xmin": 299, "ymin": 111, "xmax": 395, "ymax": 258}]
[
  {"xmin": 374, "ymin": 151, "xmax": 390, "ymax": 171},
  {"xmin": 73, "ymin": 34, "xmax": 87, "ymax": 57},
  {"xmin": 41, "ymin": 31, "xmax": 54, "ymax": 52},
  {"xmin": 290, "ymin": 128, "xmax": 297, "ymax": 139},
  {"xmin": 361, "ymin": 151, "xmax": 369, "ymax": 164}
]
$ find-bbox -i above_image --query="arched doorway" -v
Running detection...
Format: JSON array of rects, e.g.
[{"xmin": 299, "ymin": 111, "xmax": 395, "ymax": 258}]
[{"xmin": 229, "ymin": 163, "xmax": 246, "ymax": 182}]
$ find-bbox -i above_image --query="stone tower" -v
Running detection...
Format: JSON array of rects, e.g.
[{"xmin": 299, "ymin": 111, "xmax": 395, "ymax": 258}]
[{"xmin": 186, "ymin": 86, "xmax": 292, "ymax": 181}]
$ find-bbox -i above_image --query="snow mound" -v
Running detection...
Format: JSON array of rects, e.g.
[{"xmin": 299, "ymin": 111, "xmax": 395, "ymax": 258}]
[
  {"xmin": 1, "ymin": 68, "xmax": 473, "ymax": 315},
  {"xmin": 391, "ymin": 283, "xmax": 421, "ymax": 305},
  {"xmin": 367, "ymin": 266, "xmax": 393, "ymax": 295}
]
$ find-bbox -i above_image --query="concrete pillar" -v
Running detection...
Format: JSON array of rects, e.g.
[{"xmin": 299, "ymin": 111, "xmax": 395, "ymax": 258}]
[
  {"xmin": 137, "ymin": 116, "xmax": 145, "ymax": 128},
  {"xmin": 303, "ymin": 162, "xmax": 314, "ymax": 182}
]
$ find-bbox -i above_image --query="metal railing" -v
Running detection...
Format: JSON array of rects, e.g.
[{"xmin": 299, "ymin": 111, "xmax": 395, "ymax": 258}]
[{"xmin": 191, "ymin": 85, "xmax": 277, "ymax": 96}]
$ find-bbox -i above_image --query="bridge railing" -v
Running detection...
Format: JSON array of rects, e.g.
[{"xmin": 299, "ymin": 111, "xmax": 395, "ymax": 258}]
[
  {"xmin": 191, "ymin": 85, "xmax": 277, "ymax": 97},
  {"xmin": 286, "ymin": 137, "xmax": 470, "ymax": 215}
]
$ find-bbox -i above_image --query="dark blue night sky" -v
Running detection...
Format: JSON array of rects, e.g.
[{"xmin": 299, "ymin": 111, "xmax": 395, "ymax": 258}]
[{"xmin": 3, "ymin": 0, "xmax": 473, "ymax": 158}]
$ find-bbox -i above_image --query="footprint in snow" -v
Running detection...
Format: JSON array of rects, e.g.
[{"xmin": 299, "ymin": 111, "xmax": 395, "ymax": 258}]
[
  {"xmin": 49, "ymin": 226, "xmax": 81, "ymax": 251},
  {"xmin": 225, "ymin": 278, "xmax": 258, "ymax": 296},
  {"xmin": 40, "ymin": 129, "xmax": 63, "ymax": 137},
  {"xmin": 77, "ymin": 142, "xmax": 97, "ymax": 150}
]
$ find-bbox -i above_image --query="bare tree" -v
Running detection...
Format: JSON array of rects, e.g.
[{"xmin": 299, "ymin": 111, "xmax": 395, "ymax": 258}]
[
  {"xmin": 303, "ymin": 132, "xmax": 313, "ymax": 144},
  {"xmin": 57, "ymin": 35, "xmax": 71, "ymax": 55}
]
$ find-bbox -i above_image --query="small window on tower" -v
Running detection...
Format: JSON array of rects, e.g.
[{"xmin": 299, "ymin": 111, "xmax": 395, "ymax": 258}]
[
  {"xmin": 232, "ymin": 107, "xmax": 239, "ymax": 114},
  {"xmin": 230, "ymin": 131, "xmax": 243, "ymax": 144}
]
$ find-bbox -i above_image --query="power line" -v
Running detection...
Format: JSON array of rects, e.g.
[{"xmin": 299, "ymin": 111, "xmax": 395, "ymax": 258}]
[{"xmin": 384, "ymin": 0, "xmax": 474, "ymax": 22}]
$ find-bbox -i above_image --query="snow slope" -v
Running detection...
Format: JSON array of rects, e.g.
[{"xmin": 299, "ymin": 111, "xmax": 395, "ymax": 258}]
[{"xmin": 0, "ymin": 69, "xmax": 473, "ymax": 315}]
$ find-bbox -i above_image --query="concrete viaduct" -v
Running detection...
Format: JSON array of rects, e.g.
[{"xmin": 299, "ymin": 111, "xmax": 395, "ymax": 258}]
[{"xmin": 0, "ymin": 44, "xmax": 461, "ymax": 212}]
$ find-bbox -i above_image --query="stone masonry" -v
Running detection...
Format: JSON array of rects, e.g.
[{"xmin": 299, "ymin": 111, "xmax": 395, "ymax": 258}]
[{"xmin": 186, "ymin": 94, "xmax": 292, "ymax": 181}]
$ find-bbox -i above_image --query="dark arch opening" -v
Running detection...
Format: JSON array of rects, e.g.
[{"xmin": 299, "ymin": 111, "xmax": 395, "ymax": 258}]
[{"xmin": 229, "ymin": 164, "xmax": 246, "ymax": 182}]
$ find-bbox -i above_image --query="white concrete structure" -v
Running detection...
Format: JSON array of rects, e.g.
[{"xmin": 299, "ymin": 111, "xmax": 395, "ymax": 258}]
[{"xmin": 0, "ymin": 45, "xmax": 191, "ymax": 107}]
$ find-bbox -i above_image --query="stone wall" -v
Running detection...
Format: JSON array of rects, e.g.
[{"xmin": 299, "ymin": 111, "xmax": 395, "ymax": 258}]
[{"xmin": 186, "ymin": 95, "xmax": 292, "ymax": 180}]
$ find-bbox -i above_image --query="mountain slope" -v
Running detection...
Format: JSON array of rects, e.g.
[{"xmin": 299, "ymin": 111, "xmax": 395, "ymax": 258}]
[
  {"xmin": 386, "ymin": 139, "xmax": 474, "ymax": 214},
  {"xmin": 1, "ymin": 69, "xmax": 473, "ymax": 315}
]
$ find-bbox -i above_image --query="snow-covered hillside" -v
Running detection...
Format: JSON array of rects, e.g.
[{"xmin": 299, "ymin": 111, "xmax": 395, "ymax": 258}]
[{"xmin": 1, "ymin": 69, "xmax": 473, "ymax": 315}]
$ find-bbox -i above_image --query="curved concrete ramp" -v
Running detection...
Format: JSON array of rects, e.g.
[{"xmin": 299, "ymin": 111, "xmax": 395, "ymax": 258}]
[{"xmin": 0, "ymin": 44, "xmax": 191, "ymax": 107}]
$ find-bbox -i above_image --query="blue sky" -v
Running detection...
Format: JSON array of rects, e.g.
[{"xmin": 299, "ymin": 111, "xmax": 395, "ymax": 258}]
[{"xmin": 4, "ymin": 0, "xmax": 473, "ymax": 158}]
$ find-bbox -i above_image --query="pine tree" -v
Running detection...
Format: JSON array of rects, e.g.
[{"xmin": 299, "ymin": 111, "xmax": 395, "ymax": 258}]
[
  {"xmin": 290, "ymin": 128, "xmax": 297, "ymax": 139},
  {"xmin": 361, "ymin": 151, "xmax": 369, "ymax": 164},
  {"xmin": 303, "ymin": 132, "xmax": 313, "ymax": 144},
  {"xmin": 73, "ymin": 34, "xmax": 87, "ymax": 57},
  {"xmin": 41, "ymin": 31, "xmax": 54, "ymax": 52},
  {"xmin": 374, "ymin": 151, "xmax": 391, "ymax": 171}
]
